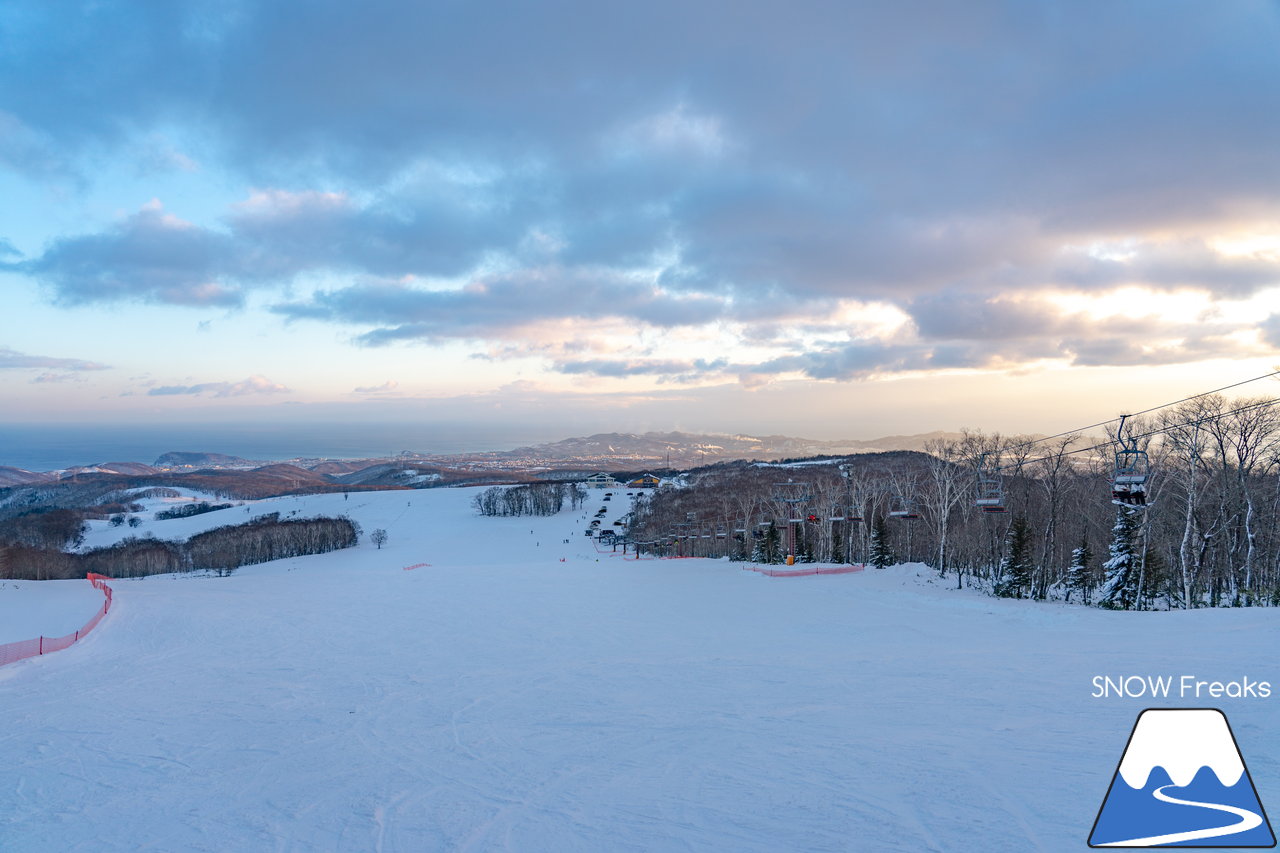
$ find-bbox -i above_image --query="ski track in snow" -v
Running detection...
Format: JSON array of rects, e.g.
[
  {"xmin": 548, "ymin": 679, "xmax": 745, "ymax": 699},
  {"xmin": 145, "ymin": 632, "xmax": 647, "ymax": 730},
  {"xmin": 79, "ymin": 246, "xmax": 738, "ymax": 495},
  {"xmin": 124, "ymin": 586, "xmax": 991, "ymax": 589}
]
[
  {"xmin": 1097, "ymin": 784, "xmax": 1264, "ymax": 847},
  {"xmin": 1, "ymin": 487, "xmax": 1277, "ymax": 851}
]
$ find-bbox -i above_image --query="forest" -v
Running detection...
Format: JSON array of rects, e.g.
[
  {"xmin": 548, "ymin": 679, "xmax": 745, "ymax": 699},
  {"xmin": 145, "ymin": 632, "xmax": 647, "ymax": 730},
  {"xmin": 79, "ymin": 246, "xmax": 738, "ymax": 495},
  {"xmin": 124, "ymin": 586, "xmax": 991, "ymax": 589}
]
[
  {"xmin": 0, "ymin": 514, "xmax": 359, "ymax": 580},
  {"xmin": 472, "ymin": 482, "xmax": 589, "ymax": 517},
  {"xmin": 627, "ymin": 394, "xmax": 1280, "ymax": 610}
]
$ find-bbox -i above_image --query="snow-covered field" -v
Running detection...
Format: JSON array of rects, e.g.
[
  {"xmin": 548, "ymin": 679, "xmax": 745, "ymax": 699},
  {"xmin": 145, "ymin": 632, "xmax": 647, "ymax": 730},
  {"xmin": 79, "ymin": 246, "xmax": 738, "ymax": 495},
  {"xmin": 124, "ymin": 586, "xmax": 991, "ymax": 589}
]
[
  {"xmin": 0, "ymin": 578, "xmax": 106, "ymax": 644},
  {"xmin": 2, "ymin": 486, "xmax": 1277, "ymax": 851}
]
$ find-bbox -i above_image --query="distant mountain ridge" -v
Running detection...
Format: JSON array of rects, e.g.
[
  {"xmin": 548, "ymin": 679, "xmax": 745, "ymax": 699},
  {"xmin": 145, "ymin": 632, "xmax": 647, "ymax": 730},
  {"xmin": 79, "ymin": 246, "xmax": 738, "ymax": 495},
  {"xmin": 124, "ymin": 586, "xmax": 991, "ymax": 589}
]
[
  {"xmin": 154, "ymin": 451, "xmax": 258, "ymax": 468},
  {"xmin": 489, "ymin": 430, "xmax": 967, "ymax": 466},
  {"xmin": 1, "ymin": 430, "xmax": 969, "ymax": 484}
]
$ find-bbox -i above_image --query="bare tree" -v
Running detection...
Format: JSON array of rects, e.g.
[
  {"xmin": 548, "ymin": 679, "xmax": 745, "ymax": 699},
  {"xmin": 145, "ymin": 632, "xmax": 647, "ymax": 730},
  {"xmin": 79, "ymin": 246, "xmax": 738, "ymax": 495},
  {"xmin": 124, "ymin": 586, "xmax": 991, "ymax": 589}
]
[{"xmin": 921, "ymin": 438, "xmax": 968, "ymax": 577}]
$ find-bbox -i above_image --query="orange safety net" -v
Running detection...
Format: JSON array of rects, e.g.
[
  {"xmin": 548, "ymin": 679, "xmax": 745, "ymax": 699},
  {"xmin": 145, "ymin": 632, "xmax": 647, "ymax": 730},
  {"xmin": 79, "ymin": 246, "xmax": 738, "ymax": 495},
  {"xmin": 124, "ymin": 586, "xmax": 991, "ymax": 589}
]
[
  {"xmin": 0, "ymin": 573, "xmax": 114, "ymax": 667},
  {"xmin": 745, "ymin": 564, "xmax": 866, "ymax": 578}
]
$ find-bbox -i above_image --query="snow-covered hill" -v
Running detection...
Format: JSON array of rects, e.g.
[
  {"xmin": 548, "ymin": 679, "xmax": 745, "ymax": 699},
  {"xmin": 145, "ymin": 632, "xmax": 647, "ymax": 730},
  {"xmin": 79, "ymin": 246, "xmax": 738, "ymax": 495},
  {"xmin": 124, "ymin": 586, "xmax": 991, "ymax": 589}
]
[{"xmin": 2, "ymin": 486, "xmax": 1276, "ymax": 852}]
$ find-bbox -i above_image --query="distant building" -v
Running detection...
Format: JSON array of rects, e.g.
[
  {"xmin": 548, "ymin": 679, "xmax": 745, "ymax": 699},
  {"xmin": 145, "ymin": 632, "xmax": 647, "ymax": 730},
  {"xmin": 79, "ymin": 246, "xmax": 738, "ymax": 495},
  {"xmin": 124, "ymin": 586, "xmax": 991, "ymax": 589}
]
[
  {"xmin": 584, "ymin": 472, "xmax": 620, "ymax": 489},
  {"xmin": 627, "ymin": 473, "xmax": 662, "ymax": 489}
]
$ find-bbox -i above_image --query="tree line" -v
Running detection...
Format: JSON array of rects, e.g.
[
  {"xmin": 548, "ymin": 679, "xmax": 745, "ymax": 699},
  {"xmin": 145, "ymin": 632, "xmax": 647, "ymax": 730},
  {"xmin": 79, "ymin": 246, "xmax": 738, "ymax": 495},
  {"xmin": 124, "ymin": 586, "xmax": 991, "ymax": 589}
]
[
  {"xmin": 628, "ymin": 395, "xmax": 1280, "ymax": 609},
  {"xmin": 0, "ymin": 514, "xmax": 359, "ymax": 580},
  {"xmin": 154, "ymin": 501, "xmax": 234, "ymax": 520},
  {"xmin": 472, "ymin": 483, "xmax": 588, "ymax": 517}
]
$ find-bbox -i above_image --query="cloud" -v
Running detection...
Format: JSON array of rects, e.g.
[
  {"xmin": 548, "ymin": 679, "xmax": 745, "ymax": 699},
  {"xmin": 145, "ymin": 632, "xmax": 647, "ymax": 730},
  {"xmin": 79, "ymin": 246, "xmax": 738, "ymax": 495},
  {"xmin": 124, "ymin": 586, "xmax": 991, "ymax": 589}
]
[
  {"xmin": 147, "ymin": 374, "xmax": 291, "ymax": 397},
  {"xmin": 3, "ymin": 0, "xmax": 1280, "ymax": 380},
  {"xmin": 908, "ymin": 293, "xmax": 1066, "ymax": 341},
  {"xmin": 11, "ymin": 179, "xmax": 542, "ymax": 307},
  {"xmin": 0, "ymin": 109, "xmax": 74, "ymax": 181},
  {"xmin": 353, "ymin": 380, "xmax": 399, "ymax": 394},
  {"xmin": 134, "ymin": 135, "xmax": 200, "ymax": 176},
  {"xmin": 1263, "ymin": 315, "xmax": 1280, "ymax": 349},
  {"xmin": 274, "ymin": 269, "xmax": 735, "ymax": 344},
  {"xmin": 0, "ymin": 346, "xmax": 109, "ymax": 371},
  {"xmin": 30, "ymin": 371, "xmax": 83, "ymax": 384},
  {"xmin": 1047, "ymin": 239, "xmax": 1280, "ymax": 297},
  {"xmin": 15, "ymin": 201, "xmax": 243, "ymax": 306},
  {"xmin": 553, "ymin": 357, "xmax": 729, "ymax": 381}
]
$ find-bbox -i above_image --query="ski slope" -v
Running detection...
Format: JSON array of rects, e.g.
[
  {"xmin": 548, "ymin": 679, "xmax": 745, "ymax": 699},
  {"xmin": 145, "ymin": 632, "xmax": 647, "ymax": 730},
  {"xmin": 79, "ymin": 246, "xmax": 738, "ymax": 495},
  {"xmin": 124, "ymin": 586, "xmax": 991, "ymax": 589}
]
[{"xmin": 2, "ymin": 486, "xmax": 1277, "ymax": 852}]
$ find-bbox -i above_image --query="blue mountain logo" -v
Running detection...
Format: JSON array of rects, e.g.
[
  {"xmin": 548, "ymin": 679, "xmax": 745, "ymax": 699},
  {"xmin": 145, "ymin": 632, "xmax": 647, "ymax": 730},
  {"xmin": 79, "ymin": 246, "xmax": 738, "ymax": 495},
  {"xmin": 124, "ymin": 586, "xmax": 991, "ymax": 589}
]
[{"xmin": 1089, "ymin": 708, "xmax": 1275, "ymax": 847}]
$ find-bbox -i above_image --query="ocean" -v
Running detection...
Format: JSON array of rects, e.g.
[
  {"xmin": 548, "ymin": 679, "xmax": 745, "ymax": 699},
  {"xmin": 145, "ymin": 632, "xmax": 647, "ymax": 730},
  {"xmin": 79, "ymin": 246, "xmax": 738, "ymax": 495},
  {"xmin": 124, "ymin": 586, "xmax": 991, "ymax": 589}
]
[{"xmin": 0, "ymin": 422, "xmax": 539, "ymax": 472}]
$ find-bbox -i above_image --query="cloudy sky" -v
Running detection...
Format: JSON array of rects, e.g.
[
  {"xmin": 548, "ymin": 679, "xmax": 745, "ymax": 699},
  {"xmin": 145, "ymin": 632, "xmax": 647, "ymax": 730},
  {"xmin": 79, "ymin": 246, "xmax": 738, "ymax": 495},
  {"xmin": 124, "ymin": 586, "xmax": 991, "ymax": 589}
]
[{"xmin": 2, "ymin": 1, "xmax": 1279, "ymax": 442}]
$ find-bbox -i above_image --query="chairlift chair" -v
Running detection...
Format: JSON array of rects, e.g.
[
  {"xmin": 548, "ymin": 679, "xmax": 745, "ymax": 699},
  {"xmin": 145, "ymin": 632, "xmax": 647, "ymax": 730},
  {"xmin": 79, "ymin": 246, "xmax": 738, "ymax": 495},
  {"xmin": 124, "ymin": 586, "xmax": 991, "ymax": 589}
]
[
  {"xmin": 1110, "ymin": 415, "xmax": 1151, "ymax": 508},
  {"xmin": 1112, "ymin": 444, "xmax": 1151, "ymax": 507},
  {"xmin": 888, "ymin": 495, "xmax": 920, "ymax": 520},
  {"xmin": 974, "ymin": 453, "xmax": 1008, "ymax": 513},
  {"xmin": 975, "ymin": 478, "xmax": 1008, "ymax": 514}
]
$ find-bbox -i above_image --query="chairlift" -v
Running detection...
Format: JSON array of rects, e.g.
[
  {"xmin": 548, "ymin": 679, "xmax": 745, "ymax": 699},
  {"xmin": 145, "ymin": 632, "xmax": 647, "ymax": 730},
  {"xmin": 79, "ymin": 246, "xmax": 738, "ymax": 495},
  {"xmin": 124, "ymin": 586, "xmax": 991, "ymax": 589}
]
[
  {"xmin": 1112, "ymin": 444, "xmax": 1151, "ymax": 507},
  {"xmin": 974, "ymin": 454, "xmax": 1008, "ymax": 514},
  {"xmin": 888, "ymin": 495, "xmax": 920, "ymax": 520},
  {"xmin": 773, "ymin": 479, "xmax": 811, "ymax": 526},
  {"xmin": 1111, "ymin": 415, "xmax": 1151, "ymax": 508}
]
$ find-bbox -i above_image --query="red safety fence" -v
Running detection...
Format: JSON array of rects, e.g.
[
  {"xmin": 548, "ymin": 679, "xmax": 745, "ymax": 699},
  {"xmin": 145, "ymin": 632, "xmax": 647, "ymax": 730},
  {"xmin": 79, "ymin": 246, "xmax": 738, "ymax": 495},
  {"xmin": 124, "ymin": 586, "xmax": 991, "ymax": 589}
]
[
  {"xmin": 0, "ymin": 573, "xmax": 114, "ymax": 667},
  {"xmin": 746, "ymin": 563, "xmax": 866, "ymax": 578},
  {"xmin": 402, "ymin": 562, "xmax": 432, "ymax": 571}
]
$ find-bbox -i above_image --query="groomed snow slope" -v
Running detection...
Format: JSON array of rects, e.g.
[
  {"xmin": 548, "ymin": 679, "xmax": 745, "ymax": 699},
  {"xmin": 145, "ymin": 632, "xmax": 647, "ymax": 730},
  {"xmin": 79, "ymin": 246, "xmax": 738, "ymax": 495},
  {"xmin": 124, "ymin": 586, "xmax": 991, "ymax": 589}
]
[{"xmin": 2, "ymin": 487, "xmax": 1276, "ymax": 852}]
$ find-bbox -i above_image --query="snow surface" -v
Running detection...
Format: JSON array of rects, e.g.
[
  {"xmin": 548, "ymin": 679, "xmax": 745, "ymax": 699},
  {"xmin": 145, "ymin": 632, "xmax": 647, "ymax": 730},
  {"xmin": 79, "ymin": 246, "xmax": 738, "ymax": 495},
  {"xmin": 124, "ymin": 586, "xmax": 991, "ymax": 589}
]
[
  {"xmin": 0, "ymin": 578, "xmax": 106, "ymax": 644},
  {"xmin": 2, "ymin": 486, "xmax": 1278, "ymax": 852},
  {"xmin": 77, "ymin": 487, "xmax": 248, "ymax": 549}
]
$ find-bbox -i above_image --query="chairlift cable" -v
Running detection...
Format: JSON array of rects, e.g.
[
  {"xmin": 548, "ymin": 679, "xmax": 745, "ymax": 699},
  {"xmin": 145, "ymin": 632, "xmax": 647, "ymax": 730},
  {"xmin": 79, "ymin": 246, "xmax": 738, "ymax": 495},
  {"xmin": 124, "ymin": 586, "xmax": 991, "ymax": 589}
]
[
  {"xmin": 993, "ymin": 369, "xmax": 1280, "ymax": 458},
  {"xmin": 998, "ymin": 396, "xmax": 1280, "ymax": 473}
]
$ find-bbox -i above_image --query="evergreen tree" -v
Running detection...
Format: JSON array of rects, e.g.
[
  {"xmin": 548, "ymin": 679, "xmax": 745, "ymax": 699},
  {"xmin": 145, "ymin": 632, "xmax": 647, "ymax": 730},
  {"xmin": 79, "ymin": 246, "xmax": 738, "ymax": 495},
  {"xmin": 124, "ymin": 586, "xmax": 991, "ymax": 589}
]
[
  {"xmin": 1065, "ymin": 535, "xmax": 1093, "ymax": 604},
  {"xmin": 1099, "ymin": 508, "xmax": 1143, "ymax": 610},
  {"xmin": 797, "ymin": 521, "xmax": 817, "ymax": 563},
  {"xmin": 751, "ymin": 523, "xmax": 781, "ymax": 564},
  {"xmin": 994, "ymin": 515, "xmax": 1034, "ymax": 598},
  {"xmin": 868, "ymin": 516, "xmax": 893, "ymax": 569}
]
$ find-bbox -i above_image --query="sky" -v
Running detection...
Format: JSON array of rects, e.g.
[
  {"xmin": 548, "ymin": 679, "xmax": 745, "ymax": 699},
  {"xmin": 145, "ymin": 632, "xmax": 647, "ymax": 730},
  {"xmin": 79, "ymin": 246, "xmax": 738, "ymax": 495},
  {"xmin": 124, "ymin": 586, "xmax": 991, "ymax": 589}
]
[{"xmin": 2, "ymin": 0, "xmax": 1279, "ymax": 444}]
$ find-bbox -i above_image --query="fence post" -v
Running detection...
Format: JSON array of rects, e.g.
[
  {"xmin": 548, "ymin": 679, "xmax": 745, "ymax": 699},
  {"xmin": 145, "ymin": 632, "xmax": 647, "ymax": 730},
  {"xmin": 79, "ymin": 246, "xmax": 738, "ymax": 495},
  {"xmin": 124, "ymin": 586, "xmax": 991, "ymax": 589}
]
[{"xmin": 38, "ymin": 636, "xmax": 43, "ymax": 655}]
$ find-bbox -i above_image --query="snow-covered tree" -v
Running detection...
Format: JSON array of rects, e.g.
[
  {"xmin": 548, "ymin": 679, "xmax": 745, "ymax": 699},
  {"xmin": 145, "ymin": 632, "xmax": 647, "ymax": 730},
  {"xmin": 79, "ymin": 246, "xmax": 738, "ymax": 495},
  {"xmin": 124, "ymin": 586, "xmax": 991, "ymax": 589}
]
[
  {"xmin": 994, "ymin": 515, "xmax": 1033, "ymax": 598},
  {"xmin": 1065, "ymin": 535, "xmax": 1093, "ymax": 604},
  {"xmin": 750, "ymin": 523, "xmax": 781, "ymax": 564},
  {"xmin": 371, "ymin": 528, "xmax": 389, "ymax": 550},
  {"xmin": 1098, "ymin": 508, "xmax": 1142, "ymax": 610},
  {"xmin": 868, "ymin": 516, "xmax": 893, "ymax": 569}
]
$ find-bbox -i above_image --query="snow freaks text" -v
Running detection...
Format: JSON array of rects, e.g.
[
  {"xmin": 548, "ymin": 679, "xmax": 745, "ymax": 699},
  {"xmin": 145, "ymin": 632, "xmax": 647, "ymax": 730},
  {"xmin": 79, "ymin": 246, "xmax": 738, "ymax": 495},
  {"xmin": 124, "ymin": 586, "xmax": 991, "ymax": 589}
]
[{"xmin": 1092, "ymin": 676, "xmax": 1272, "ymax": 700}]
